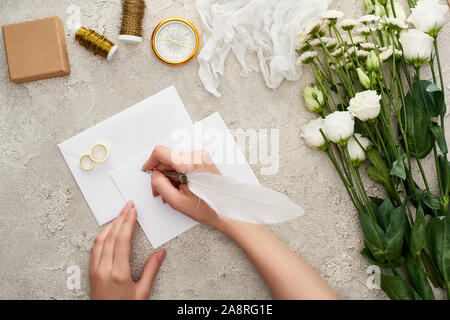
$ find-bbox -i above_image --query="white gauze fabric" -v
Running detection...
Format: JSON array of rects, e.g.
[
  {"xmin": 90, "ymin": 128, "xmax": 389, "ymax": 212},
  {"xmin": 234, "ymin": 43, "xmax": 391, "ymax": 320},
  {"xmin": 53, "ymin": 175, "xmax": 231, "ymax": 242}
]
[{"xmin": 196, "ymin": 0, "xmax": 331, "ymax": 97}]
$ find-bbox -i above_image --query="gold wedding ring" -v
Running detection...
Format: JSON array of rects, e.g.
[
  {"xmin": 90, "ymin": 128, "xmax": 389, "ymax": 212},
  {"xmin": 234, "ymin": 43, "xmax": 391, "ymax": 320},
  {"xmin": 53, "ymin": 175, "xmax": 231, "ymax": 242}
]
[{"xmin": 79, "ymin": 143, "xmax": 109, "ymax": 170}]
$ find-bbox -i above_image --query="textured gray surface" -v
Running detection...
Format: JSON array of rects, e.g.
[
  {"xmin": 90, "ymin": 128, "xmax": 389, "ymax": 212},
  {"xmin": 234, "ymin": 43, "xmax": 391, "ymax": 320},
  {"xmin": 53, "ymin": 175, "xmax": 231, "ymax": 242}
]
[{"xmin": 0, "ymin": 0, "xmax": 448, "ymax": 300}]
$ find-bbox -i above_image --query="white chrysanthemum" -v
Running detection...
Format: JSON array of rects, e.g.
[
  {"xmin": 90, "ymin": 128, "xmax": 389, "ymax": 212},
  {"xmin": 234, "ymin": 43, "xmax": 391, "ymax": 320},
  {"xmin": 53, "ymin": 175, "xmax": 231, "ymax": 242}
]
[
  {"xmin": 380, "ymin": 17, "xmax": 408, "ymax": 30},
  {"xmin": 322, "ymin": 9, "xmax": 344, "ymax": 22},
  {"xmin": 346, "ymin": 36, "xmax": 364, "ymax": 46},
  {"xmin": 407, "ymin": 0, "xmax": 449, "ymax": 37},
  {"xmin": 302, "ymin": 18, "xmax": 323, "ymax": 36},
  {"xmin": 297, "ymin": 51, "xmax": 318, "ymax": 64},
  {"xmin": 359, "ymin": 15, "xmax": 379, "ymax": 25},
  {"xmin": 301, "ymin": 118, "xmax": 327, "ymax": 150},
  {"xmin": 347, "ymin": 47, "xmax": 358, "ymax": 57},
  {"xmin": 357, "ymin": 50, "xmax": 370, "ymax": 58},
  {"xmin": 326, "ymin": 38, "xmax": 338, "ymax": 50},
  {"xmin": 358, "ymin": 27, "xmax": 372, "ymax": 36},
  {"xmin": 360, "ymin": 42, "xmax": 376, "ymax": 51},
  {"xmin": 331, "ymin": 48, "xmax": 344, "ymax": 58},
  {"xmin": 348, "ymin": 90, "xmax": 381, "ymax": 121},
  {"xmin": 379, "ymin": 47, "xmax": 393, "ymax": 61},
  {"xmin": 309, "ymin": 38, "xmax": 321, "ymax": 46},
  {"xmin": 340, "ymin": 19, "xmax": 358, "ymax": 31}
]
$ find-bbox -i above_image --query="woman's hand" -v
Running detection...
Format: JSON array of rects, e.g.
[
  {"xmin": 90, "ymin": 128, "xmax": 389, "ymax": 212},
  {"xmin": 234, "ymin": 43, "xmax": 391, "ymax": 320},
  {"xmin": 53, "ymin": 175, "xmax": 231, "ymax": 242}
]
[
  {"xmin": 142, "ymin": 145, "xmax": 224, "ymax": 230},
  {"xmin": 89, "ymin": 201, "xmax": 166, "ymax": 300}
]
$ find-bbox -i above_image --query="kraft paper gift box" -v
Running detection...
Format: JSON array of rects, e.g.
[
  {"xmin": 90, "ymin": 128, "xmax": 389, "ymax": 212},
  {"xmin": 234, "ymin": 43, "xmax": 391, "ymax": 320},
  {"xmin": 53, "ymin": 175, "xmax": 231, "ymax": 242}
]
[{"xmin": 2, "ymin": 16, "xmax": 70, "ymax": 83}]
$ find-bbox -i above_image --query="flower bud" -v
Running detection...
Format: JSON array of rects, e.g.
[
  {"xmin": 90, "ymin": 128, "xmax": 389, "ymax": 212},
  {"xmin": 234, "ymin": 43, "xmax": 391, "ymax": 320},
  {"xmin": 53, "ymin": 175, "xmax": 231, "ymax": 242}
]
[
  {"xmin": 366, "ymin": 51, "xmax": 380, "ymax": 72},
  {"xmin": 364, "ymin": 0, "xmax": 375, "ymax": 12},
  {"xmin": 357, "ymin": 68, "xmax": 372, "ymax": 89},
  {"xmin": 301, "ymin": 118, "xmax": 327, "ymax": 150},
  {"xmin": 378, "ymin": 0, "xmax": 387, "ymax": 5},
  {"xmin": 374, "ymin": 1, "xmax": 386, "ymax": 17},
  {"xmin": 348, "ymin": 133, "xmax": 372, "ymax": 167},
  {"xmin": 302, "ymin": 86, "xmax": 324, "ymax": 114}
]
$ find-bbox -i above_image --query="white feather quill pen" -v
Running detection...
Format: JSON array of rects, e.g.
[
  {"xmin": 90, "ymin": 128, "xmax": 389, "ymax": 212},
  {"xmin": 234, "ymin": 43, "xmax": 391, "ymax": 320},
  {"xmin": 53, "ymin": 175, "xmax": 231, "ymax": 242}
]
[{"xmin": 144, "ymin": 170, "xmax": 304, "ymax": 224}]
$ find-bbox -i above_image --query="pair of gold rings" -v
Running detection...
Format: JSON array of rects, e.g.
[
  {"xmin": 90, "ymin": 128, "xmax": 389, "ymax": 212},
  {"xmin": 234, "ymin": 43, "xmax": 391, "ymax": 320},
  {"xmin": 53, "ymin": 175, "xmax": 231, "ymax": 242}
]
[{"xmin": 79, "ymin": 143, "xmax": 109, "ymax": 171}]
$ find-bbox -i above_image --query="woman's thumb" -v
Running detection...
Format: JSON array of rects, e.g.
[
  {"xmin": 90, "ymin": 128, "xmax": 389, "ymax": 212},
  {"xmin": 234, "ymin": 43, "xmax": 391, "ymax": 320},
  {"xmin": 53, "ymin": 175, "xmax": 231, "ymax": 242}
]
[{"xmin": 135, "ymin": 249, "xmax": 166, "ymax": 299}]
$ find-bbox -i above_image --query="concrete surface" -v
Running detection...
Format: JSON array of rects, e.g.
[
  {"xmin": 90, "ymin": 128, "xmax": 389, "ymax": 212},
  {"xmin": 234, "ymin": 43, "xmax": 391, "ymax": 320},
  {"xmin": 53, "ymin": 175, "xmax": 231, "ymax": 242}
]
[{"xmin": 0, "ymin": 0, "xmax": 448, "ymax": 300}]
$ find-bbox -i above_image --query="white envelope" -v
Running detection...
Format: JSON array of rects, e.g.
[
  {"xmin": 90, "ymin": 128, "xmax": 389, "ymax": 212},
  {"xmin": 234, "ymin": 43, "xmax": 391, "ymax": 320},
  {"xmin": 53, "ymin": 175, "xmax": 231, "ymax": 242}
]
[
  {"xmin": 111, "ymin": 112, "xmax": 259, "ymax": 248},
  {"xmin": 58, "ymin": 86, "xmax": 193, "ymax": 225}
]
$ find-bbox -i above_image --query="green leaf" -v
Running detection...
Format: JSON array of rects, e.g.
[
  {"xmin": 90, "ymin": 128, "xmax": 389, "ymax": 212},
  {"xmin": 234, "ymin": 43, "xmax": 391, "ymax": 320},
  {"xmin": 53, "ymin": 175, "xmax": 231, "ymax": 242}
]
[
  {"xmin": 425, "ymin": 216, "xmax": 450, "ymax": 289},
  {"xmin": 430, "ymin": 125, "xmax": 448, "ymax": 154},
  {"xmin": 361, "ymin": 247, "xmax": 390, "ymax": 268},
  {"xmin": 438, "ymin": 155, "xmax": 449, "ymax": 196},
  {"xmin": 405, "ymin": 255, "xmax": 435, "ymax": 300},
  {"xmin": 366, "ymin": 149, "xmax": 396, "ymax": 199},
  {"xmin": 400, "ymin": 92, "xmax": 434, "ymax": 159},
  {"xmin": 421, "ymin": 251, "xmax": 443, "ymax": 288},
  {"xmin": 390, "ymin": 154, "xmax": 406, "ymax": 180},
  {"xmin": 422, "ymin": 192, "xmax": 441, "ymax": 210},
  {"xmin": 376, "ymin": 198, "xmax": 395, "ymax": 232},
  {"xmin": 415, "ymin": 80, "xmax": 446, "ymax": 118},
  {"xmin": 385, "ymin": 201, "xmax": 407, "ymax": 261},
  {"xmin": 358, "ymin": 212, "xmax": 386, "ymax": 264},
  {"xmin": 380, "ymin": 274, "xmax": 422, "ymax": 300},
  {"xmin": 410, "ymin": 205, "xmax": 426, "ymax": 257}
]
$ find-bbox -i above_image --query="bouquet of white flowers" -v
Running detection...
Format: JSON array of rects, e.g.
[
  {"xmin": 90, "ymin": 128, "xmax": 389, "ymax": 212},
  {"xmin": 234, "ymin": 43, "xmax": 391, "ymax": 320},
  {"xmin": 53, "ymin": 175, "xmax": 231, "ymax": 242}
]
[{"xmin": 298, "ymin": 0, "xmax": 449, "ymax": 299}]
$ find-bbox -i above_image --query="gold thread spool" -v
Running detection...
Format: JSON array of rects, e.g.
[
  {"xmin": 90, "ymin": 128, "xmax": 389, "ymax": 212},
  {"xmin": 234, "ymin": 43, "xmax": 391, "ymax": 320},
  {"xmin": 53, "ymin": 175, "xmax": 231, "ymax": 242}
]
[
  {"xmin": 74, "ymin": 27, "xmax": 118, "ymax": 62},
  {"xmin": 119, "ymin": 0, "xmax": 146, "ymax": 43}
]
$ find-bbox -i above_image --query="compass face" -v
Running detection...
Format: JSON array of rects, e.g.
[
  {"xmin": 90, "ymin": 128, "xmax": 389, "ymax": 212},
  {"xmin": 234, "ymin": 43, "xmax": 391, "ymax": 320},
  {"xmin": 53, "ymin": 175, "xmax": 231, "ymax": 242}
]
[{"xmin": 153, "ymin": 19, "xmax": 199, "ymax": 64}]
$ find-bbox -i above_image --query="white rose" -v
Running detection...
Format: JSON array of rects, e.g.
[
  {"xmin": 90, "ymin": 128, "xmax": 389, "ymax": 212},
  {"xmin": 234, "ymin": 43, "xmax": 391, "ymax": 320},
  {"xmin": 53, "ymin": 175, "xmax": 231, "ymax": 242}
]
[
  {"xmin": 301, "ymin": 118, "xmax": 327, "ymax": 150},
  {"xmin": 347, "ymin": 133, "xmax": 372, "ymax": 167},
  {"xmin": 323, "ymin": 111, "xmax": 355, "ymax": 146},
  {"xmin": 348, "ymin": 90, "xmax": 381, "ymax": 121},
  {"xmin": 407, "ymin": 0, "xmax": 448, "ymax": 37},
  {"xmin": 399, "ymin": 29, "xmax": 434, "ymax": 68}
]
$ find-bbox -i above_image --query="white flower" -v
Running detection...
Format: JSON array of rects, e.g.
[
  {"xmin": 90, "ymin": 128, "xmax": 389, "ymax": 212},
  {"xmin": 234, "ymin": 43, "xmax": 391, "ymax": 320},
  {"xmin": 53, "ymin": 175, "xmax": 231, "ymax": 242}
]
[
  {"xmin": 379, "ymin": 47, "xmax": 393, "ymax": 61},
  {"xmin": 348, "ymin": 133, "xmax": 372, "ymax": 166},
  {"xmin": 360, "ymin": 42, "xmax": 376, "ymax": 51},
  {"xmin": 323, "ymin": 111, "xmax": 355, "ymax": 145},
  {"xmin": 302, "ymin": 86, "xmax": 324, "ymax": 113},
  {"xmin": 350, "ymin": 36, "xmax": 365, "ymax": 45},
  {"xmin": 387, "ymin": 2, "xmax": 407, "ymax": 21},
  {"xmin": 303, "ymin": 18, "xmax": 323, "ymax": 36},
  {"xmin": 359, "ymin": 15, "xmax": 380, "ymax": 25},
  {"xmin": 340, "ymin": 19, "xmax": 358, "ymax": 31},
  {"xmin": 297, "ymin": 51, "xmax": 317, "ymax": 65},
  {"xmin": 357, "ymin": 50, "xmax": 370, "ymax": 59},
  {"xmin": 309, "ymin": 38, "xmax": 321, "ymax": 46},
  {"xmin": 348, "ymin": 90, "xmax": 381, "ymax": 121},
  {"xmin": 325, "ymin": 38, "xmax": 338, "ymax": 50},
  {"xmin": 358, "ymin": 26, "xmax": 372, "ymax": 36},
  {"xmin": 322, "ymin": 9, "xmax": 344, "ymax": 23},
  {"xmin": 399, "ymin": 29, "xmax": 434, "ymax": 68},
  {"xmin": 301, "ymin": 118, "xmax": 327, "ymax": 150},
  {"xmin": 331, "ymin": 48, "xmax": 344, "ymax": 58},
  {"xmin": 380, "ymin": 16, "xmax": 408, "ymax": 30},
  {"xmin": 408, "ymin": 0, "xmax": 448, "ymax": 37}
]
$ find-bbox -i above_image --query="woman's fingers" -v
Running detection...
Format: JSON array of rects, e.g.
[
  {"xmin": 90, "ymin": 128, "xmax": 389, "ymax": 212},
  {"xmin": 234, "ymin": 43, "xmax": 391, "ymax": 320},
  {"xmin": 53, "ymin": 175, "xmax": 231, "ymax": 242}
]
[
  {"xmin": 112, "ymin": 206, "xmax": 137, "ymax": 274},
  {"xmin": 98, "ymin": 201, "xmax": 133, "ymax": 271},
  {"xmin": 151, "ymin": 170, "xmax": 186, "ymax": 211},
  {"xmin": 142, "ymin": 145, "xmax": 178, "ymax": 172},
  {"xmin": 135, "ymin": 250, "xmax": 166, "ymax": 299},
  {"xmin": 90, "ymin": 221, "xmax": 113, "ymax": 272}
]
